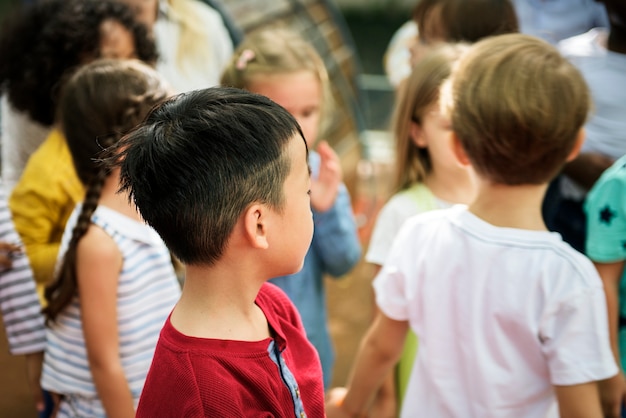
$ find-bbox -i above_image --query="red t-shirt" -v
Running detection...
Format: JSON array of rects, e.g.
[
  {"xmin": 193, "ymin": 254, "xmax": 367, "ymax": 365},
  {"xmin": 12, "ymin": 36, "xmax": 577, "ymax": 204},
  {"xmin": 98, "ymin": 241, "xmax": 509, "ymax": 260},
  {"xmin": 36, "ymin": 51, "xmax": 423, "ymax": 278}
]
[{"xmin": 136, "ymin": 283, "xmax": 326, "ymax": 417}]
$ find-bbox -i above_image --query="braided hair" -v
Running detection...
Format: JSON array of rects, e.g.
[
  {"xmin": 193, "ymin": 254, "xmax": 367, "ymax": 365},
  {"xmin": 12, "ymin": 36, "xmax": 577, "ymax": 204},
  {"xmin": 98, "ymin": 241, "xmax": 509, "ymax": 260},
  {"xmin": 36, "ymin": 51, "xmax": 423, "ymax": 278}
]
[
  {"xmin": 43, "ymin": 58, "xmax": 169, "ymax": 323},
  {"xmin": 0, "ymin": 0, "xmax": 158, "ymax": 127}
]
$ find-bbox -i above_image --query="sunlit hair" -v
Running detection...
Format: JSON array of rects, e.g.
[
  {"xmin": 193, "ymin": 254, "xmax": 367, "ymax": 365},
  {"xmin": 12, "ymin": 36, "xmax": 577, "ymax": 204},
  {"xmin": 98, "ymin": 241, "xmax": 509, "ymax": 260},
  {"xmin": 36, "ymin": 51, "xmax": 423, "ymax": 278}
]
[
  {"xmin": 111, "ymin": 87, "xmax": 306, "ymax": 266},
  {"xmin": 166, "ymin": 0, "xmax": 213, "ymax": 73},
  {"xmin": 413, "ymin": 0, "xmax": 518, "ymax": 45},
  {"xmin": 441, "ymin": 33, "xmax": 590, "ymax": 185},
  {"xmin": 43, "ymin": 59, "xmax": 169, "ymax": 323},
  {"xmin": 392, "ymin": 43, "xmax": 467, "ymax": 192},
  {"xmin": 220, "ymin": 27, "xmax": 331, "ymax": 139}
]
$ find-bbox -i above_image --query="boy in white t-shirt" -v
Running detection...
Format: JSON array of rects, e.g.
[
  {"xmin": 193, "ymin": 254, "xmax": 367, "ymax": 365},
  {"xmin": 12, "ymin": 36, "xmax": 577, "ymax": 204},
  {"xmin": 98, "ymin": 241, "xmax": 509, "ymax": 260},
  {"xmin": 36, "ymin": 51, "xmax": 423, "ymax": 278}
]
[{"xmin": 326, "ymin": 33, "xmax": 618, "ymax": 418}]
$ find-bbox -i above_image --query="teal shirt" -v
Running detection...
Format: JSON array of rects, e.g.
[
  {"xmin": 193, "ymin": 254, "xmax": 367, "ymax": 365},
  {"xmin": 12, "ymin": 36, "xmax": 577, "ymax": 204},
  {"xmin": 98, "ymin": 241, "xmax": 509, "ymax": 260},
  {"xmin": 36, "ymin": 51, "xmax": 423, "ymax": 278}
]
[{"xmin": 585, "ymin": 154, "xmax": 626, "ymax": 370}]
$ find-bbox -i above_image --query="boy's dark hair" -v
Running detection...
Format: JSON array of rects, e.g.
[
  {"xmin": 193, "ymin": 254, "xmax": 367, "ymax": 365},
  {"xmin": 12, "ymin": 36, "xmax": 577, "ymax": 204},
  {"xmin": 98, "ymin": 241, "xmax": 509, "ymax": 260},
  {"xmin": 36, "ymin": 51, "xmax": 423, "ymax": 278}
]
[
  {"xmin": 115, "ymin": 87, "xmax": 306, "ymax": 266},
  {"xmin": 442, "ymin": 33, "xmax": 590, "ymax": 185},
  {"xmin": 0, "ymin": 0, "xmax": 157, "ymax": 127}
]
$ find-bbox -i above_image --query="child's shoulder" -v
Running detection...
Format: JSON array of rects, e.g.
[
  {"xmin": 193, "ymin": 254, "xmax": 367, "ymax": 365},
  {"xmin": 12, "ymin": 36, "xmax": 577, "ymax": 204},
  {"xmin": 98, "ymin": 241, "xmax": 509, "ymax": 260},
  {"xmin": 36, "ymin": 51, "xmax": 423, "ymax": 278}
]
[
  {"xmin": 587, "ymin": 155, "xmax": 626, "ymax": 207},
  {"xmin": 402, "ymin": 203, "xmax": 465, "ymax": 228},
  {"xmin": 595, "ymin": 155, "xmax": 626, "ymax": 187},
  {"xmin": 558, "ymin": 27, "xmax": 607, "ymax": 59},
  {"xmin": 257, "ymin": 282, "xmax": 299, "ymax": 319}
]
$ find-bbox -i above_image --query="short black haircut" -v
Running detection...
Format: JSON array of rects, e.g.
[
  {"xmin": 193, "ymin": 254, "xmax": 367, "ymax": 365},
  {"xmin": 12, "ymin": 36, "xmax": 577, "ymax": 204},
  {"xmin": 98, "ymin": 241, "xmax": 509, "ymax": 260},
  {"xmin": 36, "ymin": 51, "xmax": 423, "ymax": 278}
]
[
  {"xmin": 0, "ymin": 0, "xmax": 158, "ymax": 126},
  {"xmin": 115, "ymin": 87, "xmax": 306, "ymax": 265}
]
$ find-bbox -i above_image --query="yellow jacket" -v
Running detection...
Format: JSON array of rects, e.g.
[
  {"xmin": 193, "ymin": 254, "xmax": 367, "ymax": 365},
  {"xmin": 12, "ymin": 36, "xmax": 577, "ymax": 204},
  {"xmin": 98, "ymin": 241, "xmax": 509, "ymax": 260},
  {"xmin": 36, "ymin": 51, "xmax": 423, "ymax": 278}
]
[{"xmin": 9, "ymin": 129, "xmax": 84, "ymax": 297}]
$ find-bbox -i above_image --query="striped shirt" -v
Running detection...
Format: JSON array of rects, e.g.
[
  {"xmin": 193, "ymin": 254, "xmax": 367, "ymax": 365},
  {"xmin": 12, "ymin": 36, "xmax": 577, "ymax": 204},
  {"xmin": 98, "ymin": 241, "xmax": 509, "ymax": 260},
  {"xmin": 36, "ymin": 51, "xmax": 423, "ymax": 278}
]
[
  {"xmin": 0, "ymin": 185, "xmax": 46, "ymax": 355},
  {"xmin": 41, "ymin": 205, "xmax": 181, "ymax": 410}
]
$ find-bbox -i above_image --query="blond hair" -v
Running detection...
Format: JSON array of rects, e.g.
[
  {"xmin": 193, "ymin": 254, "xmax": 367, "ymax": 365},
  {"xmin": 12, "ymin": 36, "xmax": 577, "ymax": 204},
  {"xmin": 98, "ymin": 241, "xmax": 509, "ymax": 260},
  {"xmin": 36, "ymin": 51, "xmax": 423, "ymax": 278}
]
[
  {"xmin": 221, "ymin": 28, "xmax": 332, "ymax": 136},
  {"xmin": 442, "ymin": 33, "xmax": 590, "ymax": 185},
  {"xmin": 392, "ymin": 43, "xmax": 467, "ymax": 191},
  {"xmin": 167, "ymin": 0, "xmax": 212, "ymax": 73}
]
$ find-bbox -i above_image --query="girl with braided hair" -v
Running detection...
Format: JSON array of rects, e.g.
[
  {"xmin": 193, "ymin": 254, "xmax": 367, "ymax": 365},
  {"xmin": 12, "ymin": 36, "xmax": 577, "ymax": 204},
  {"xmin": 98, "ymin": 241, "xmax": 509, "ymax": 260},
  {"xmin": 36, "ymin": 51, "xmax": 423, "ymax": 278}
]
[{"xmin": 40, "ymin": 58, "xmax": 180, "ymax": 418}]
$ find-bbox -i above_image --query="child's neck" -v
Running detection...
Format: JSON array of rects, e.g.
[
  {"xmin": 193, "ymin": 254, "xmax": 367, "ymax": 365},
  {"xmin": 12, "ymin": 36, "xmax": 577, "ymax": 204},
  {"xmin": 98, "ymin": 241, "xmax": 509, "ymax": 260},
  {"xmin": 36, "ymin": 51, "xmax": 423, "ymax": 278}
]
[
  {"xmin": 98, "ymin": 172, "xmax": 142, "ymax": 221},
  {"xmin": 171, "ymin": 263, "xmax": 270, "ymax": 341},
  {"xmin": 424, "ymin": 166, "xmax": 475, "ymax": 205},
  {"xmin": 469, "ymin": 180, "xmax": 548, "ymax": 231}
]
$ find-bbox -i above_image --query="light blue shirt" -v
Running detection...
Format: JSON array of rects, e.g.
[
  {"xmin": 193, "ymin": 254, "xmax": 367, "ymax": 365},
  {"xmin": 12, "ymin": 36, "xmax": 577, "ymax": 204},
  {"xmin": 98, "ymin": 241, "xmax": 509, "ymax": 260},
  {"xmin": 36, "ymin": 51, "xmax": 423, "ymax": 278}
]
[
  {"xmin": 269, "ymin": 151, "xmax": 361, "ymax": 388},
  {"xmin": 513, "ymin": 0, "xmax": 608, "ymax": 43}
]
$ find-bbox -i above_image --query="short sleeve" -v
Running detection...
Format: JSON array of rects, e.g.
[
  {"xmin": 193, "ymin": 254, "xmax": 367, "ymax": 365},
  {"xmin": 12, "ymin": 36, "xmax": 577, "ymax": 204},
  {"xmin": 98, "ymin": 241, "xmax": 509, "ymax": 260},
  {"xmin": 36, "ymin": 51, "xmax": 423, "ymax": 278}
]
[
  {"xmin": 372, "ymin": 220, "xmax": 420, "ymax": 321},
  {"xmin": 540, "ymin": 287, "xmax": 617, "ymax": 385},
  {"xmin": 585, "ymin": 174, "xmax": 626, "ymax": 263},
  {"xmin": 366, "ymin": 200, "xmax": 407, "ymax": 266}
]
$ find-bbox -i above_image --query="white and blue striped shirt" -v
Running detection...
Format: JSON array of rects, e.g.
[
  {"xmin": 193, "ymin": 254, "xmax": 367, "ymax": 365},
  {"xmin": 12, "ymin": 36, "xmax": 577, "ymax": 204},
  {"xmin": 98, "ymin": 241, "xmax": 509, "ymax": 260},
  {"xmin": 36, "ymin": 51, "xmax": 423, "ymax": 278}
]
[
  {"xmin": 0, "ymin": 185, "xmax": 46, "ymax": 355},
  {"xmin": 41, "ymin": 205, "xmax": 180, "ymax": 408}
]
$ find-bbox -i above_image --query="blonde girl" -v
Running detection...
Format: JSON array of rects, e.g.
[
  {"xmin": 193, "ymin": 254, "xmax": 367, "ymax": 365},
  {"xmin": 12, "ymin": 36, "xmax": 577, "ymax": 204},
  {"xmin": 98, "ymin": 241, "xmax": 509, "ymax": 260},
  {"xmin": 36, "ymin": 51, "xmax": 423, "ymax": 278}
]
[
  {"xmin": 221, "ymin": 28, "xmax": 362, "ymax": 389},
  {"xmin": 41, "ymin": 59, "xmax": 181, "ymax": 417},
  {"xmin": 365, "ymin": 43, "xmax": 475, "ymax": 414}
]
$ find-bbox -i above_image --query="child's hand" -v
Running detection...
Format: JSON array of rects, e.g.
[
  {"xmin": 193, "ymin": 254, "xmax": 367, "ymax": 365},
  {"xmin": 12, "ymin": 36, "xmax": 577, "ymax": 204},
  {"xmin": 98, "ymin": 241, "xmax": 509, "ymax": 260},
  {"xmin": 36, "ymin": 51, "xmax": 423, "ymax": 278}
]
[
  {"xmin": 0, "ymin": 241, "xmax": 22, "ymax": 270},
  {"xmin": 24, "ymin": 352, "xmax": 45, "ymax": 413},
  {"xmin": 310, "ymin": 141, "xmax": 342, "ymax": 213},
  {"xmin": 326, "ymin": 387, "xmax": 353, "ymax": 418}
]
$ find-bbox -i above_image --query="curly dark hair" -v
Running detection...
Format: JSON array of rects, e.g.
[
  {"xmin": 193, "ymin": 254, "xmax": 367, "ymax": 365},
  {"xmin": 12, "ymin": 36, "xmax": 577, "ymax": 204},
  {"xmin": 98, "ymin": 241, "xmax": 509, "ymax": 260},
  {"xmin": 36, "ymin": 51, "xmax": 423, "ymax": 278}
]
[{"xmin": 0, "ymin": 0, "xmax": 158, "ymax": 126}]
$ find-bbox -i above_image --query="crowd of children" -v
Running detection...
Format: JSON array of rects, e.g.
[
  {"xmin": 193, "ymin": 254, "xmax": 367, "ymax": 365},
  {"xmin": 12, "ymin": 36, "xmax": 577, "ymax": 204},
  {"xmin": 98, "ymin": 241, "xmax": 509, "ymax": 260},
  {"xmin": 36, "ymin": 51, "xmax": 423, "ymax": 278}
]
[{"xmin": 0, "ymin": 0, "xmax": 625, "ymax": 417}]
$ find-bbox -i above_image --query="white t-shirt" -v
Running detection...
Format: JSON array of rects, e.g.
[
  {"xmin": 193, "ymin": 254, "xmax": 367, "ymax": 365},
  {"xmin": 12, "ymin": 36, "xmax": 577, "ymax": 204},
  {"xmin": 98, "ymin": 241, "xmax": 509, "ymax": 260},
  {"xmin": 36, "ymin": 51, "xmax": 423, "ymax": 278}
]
[
  {"xmin": 374, "ymin": 205, "xmax": 617, "ymax": 418},
  {"xmin": 0, "ymin": 96, "xmax": 51, "ymax": 193}
]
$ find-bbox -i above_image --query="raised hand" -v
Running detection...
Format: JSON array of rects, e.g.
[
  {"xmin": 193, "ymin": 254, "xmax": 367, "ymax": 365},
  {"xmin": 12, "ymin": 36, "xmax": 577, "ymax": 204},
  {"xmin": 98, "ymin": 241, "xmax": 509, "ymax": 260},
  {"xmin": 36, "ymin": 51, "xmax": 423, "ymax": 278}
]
[{"xmin": 310, "ymin": 141, "xmax": 342, "ymax": 213}]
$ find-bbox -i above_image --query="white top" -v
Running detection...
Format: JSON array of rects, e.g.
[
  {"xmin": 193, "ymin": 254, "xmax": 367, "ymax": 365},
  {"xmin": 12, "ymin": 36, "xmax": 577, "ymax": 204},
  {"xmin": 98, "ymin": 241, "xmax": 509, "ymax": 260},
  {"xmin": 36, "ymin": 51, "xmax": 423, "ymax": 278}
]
[
  {"xmin": 513, "ymin": 0, "xmax": 608, "ymax": 44},
  {"xmin": 41, "ymin": 205, "xmax": 181, "ymax": 402},
  {"xmin": 374, "ymin": 205, "xmax": 617, "ymax": 418},
  {"xmin": 0, "ymin": 96, "xmax": 51, "ymax": 193},
  {"xmin": 154, "ymin": 0, "xmax": 233, "ymax": 93},
  {"xmin": 366, "ymin": 183, "xmax": 449, "ymax": 266},
  {"xmin": 558, "ymin": 28, "xmax": 626, "ymax": 199}
]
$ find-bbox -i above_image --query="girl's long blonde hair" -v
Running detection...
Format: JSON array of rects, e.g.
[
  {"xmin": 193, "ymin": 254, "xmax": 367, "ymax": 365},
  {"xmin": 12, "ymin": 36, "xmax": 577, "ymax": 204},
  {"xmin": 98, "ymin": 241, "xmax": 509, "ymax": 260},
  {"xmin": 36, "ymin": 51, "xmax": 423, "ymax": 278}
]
[
  {"xmin": 392, "ymin": 43, "xmax": 467, "ymax": 192},
  {"xmin": 167, "ymin": 0, "xmax": 213, "ymax": 73}
]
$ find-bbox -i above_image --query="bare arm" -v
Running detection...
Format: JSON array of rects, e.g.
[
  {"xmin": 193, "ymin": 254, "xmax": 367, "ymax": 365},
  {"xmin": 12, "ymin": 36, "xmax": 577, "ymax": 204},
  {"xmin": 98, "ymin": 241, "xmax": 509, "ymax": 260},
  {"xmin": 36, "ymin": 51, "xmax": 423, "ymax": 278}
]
[
  {"xmin": 555, "ymin": 382, "xmax": 603, "ymax": 418},
  {"xmin": 595, "ymin": 260, "xmax": 626, "ymax": 418},
  {"xmin": 24, "ymin": 351, "xmax": 44, "ymax": 413},
  {"xmin": 367, "ymin": 264, "xmax": 397, "ymax": 418},
  {"xmin": 310, "ymin": 141, "xmax": 341, "ymax": 213},
  {"xmin": 77, "ymin": 226, "xmax": 134, "ymax": 418},
  {"xmin": 327, "ymin": 311, "xmax": 408, "ymax": 417}
]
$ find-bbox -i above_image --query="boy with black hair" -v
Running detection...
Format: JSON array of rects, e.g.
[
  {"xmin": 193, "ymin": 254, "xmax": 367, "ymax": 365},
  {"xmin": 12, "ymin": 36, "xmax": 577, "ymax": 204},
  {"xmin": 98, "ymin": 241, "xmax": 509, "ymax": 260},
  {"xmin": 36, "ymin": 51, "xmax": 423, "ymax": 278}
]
[
  {"xmin": 327, "ymin": 33, "xmax": 617, "ymax": 418},
  {"xmin": 113, "ymin": 87, "xmax": 325, "ymax": 417}
]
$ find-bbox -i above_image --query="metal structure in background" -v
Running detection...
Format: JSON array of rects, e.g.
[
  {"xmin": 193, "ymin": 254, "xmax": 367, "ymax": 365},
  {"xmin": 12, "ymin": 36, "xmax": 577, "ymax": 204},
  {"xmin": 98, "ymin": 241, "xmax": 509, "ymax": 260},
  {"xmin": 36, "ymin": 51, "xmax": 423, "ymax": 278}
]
[{"xmin": 214, "ymin": 0, "xmax": 368, "ymax": 192}]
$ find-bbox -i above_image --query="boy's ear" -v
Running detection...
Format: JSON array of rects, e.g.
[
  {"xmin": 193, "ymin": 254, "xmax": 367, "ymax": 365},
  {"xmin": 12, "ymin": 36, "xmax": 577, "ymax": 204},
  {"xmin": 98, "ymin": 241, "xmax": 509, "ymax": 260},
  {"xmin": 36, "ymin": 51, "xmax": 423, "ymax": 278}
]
[
  {"xmin": 243, "ymin": 203, "xmax": 269, "ymax": 249},
  {"xmin": 410, "ymin": 121, "xmax": 427, "ymax": 147},
  {"xmin": 566, "ymin": 128, "xmax": 585, "ymax": 162},
  {"xmin": 452, "ymin": 132, "xmax": 471, "ymax": 166}
]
